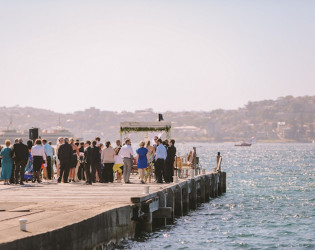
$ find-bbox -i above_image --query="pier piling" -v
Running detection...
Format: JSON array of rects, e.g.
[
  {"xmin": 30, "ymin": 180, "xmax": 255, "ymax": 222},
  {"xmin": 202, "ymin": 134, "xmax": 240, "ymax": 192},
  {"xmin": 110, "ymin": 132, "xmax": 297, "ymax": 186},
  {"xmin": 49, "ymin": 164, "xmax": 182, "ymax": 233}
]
[
  {"xmin": 189, "ymin": 179, "xmax": 198, "ymax": 210},
  {"xmin": 174, "ymin": 185, "xmax": 183, "ymax": 217}
]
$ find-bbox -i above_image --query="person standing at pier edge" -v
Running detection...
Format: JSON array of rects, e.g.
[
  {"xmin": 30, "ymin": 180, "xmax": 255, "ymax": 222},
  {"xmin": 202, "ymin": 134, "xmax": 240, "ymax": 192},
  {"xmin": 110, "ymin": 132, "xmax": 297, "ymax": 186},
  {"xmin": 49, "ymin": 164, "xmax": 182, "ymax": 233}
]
[
  {"xmin": 42, "ymin": 139, "xmax": 53, "ymax": 180},
  {"xmin": 68, "ymin": 138, "xmax": 80, "ymax": 182},
  {"xmin": 136, "ymin": 141, "xmax": 148, "ymax": 184},
  {"xmin": 216, "ymin": 152, "xmax": 222, "ymax": 172},
  {"xmin": 91, "ymin": 140, "xmax": 101, "ymax": 183},
  {"xmin": 155, "ymin": 138, "xmax": 167, "ymax": 183},
  {"xmin": 119, "ymin": 139, "xmax": 134, "ymax": 184},
  {"xmin": 0, "ymin": 140, "xmax": 13, "ymax": 185},
  {"xmin": 113, "ymin": 145, "xmax": 123, "ymax": 182},
  {"xmin": 31, "ymin": 139, "xmax": 47, "ymax": 183},
  {"xmin": 93, "ymin": 138, "xmax": 103, "ymax": 182},
  {"xmin": 10, "ymin": 138, "xmax": 19, "ymax": 184},
  {"xmin": 12, "ymin": 138, "xmax": 29, "ymax": 185},
  {"xmin": 25, "ymin": 140, "xmax": 33, "ymax": 177},
  {"xmin": 84, "ymin": 140, "xmax": 93, "ymax": 184},
  {"xmin": 57, "ymin": 138, "xmax": 72, "ymax": 183},
  {"xmin": 77, "ymin": 142, "xmax": 85, "ymax": 181},
  {"xmin": 101, "ymin": 141, "xmax": 115, "ymax": 183},
  {"xmin": 48, "ymin": 141, "xmax": 56, "ymax": 179},
  {"xmin": 144, "ymin": 140, "xmax": 155, "ymax": 183},
  {"xmin": 55, "ymin": 137, "xmax": 64, "ymax": 180},
  {"xmin": 165, "ymin": 139, "xmax": 176, "ymax": 183},
  {"xmin": 99, "ymin": 143, "xmax": 104, "ymax": 182}
]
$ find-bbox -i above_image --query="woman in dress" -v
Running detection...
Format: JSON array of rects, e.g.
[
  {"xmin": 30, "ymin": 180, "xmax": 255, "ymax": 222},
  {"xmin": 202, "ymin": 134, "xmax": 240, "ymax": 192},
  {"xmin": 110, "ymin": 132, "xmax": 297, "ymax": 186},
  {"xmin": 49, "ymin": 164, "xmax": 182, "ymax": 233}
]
[
  {"xmin": 68, "ymin": 138, "xmax": 79, "ymax": 182},
  {"xmin": 31, "ymin": 139, "xmax": 46, "ymax": 183},
  {"xmin": 136, "ymin": 141, "xmax": 148, "ymax": 184},
  {"xmin": 144, "ymin": 140, "xmax": 155, "ymax": 183},
  {"xmin": 24, "ymin": 140, "xmax": 34, "ymax": 182},
  {"xmin": 0, "ymin": 140, "xmax": 13, "ymax": 185},
  {"xmin": 77, "ymin": 142, "xmax": 85, "ymax": 181}
]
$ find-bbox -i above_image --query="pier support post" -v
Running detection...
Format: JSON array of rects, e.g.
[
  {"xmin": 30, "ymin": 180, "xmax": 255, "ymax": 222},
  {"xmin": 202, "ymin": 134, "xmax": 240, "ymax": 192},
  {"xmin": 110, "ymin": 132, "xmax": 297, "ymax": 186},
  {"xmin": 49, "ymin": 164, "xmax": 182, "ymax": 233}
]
[
  {"xmin": 153, "ymin": 191, "xmax": 167, "ymax": 228},
  {"xmin": 182, "ymin": 182, "xmax": 189, "ymax": 215},
  {"xmin": 222, "ymin": 172, "xmax": 226, "ymax": 193},
  {"xmin": 174, "ymin": 185, "xmax": 183, "ymax": 217},
  {"xmin": 210, "ymin": 173, "xmax": 215, "ymax": 198},
  {"xmin": 204, "ymin": 174, "xmax": 210, "ymax": 202},
  {"xmin": 143, "ymin": 212, "xmax": 153, "ymax": 233},
  {"xmin": 218, "ymin": 172, "xmax": 222, "ymax": 196},
  {"xmin": 166, "ymin": 188, "xmax": 175, "ymax": 224},
  {"xmin": 214, "ymin": 173, "xmax": 219, "ymax": 197},
  {"xmin": 199, "ymin": 177, "xmax": 206, "ymax": 203},
  {"xmin": 189, "ymin": 179, "xmax": 197, "ymax": 210}
]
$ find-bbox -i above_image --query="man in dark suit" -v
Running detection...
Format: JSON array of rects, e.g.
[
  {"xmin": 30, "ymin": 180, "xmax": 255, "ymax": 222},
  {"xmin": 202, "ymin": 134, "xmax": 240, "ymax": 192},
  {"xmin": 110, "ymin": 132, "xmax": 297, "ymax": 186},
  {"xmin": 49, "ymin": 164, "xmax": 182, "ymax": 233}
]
[
  {"xmin": 91, "ymin": 140, "xmax": 101, "ymax": 183},
  {"xmin": 165, "ymin": 139, "xmax": 176, "ymax": 183},
  {"xmin": 84, "ymin": 140, "xmax": 93, "ymax": 184},
  {"xmin": 12, "ymin": 138, "xmax": 29, "ymax": 185},
  {"xmin": 10, "ymin": 138, "xmax": 19, "ymax": 184},
  {"xmin": 57, "ymin": 137, "xmax": 73, "ymax": 183}
]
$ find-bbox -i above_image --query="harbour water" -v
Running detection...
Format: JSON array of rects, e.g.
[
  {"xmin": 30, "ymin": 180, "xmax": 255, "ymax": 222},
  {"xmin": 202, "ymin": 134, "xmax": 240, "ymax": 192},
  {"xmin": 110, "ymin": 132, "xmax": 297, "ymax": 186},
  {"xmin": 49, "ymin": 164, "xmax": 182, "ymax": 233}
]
[{"xmin": 121, "ymin": 143, "xmax": 315, "ymax": 249}]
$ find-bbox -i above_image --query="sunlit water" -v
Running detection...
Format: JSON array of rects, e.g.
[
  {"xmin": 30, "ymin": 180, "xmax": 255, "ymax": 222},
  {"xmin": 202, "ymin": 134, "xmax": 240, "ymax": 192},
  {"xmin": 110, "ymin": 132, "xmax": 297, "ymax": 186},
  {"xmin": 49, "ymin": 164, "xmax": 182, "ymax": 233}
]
[{"xmin": 120, "ymin": 143, "xmax": 315, "ymax": 249}]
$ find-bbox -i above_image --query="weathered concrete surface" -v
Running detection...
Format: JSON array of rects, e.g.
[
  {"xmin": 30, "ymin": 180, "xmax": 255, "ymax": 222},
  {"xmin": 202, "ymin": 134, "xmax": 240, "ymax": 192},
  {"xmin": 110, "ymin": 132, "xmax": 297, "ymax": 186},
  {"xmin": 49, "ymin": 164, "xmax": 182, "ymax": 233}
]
[
  {"xmin": 0, "ymin": 171, "xmax": 226, "ymax": 249},
  {"xmin": 0, "ymin": 175, "xmax": 170, "ymax": 249}
]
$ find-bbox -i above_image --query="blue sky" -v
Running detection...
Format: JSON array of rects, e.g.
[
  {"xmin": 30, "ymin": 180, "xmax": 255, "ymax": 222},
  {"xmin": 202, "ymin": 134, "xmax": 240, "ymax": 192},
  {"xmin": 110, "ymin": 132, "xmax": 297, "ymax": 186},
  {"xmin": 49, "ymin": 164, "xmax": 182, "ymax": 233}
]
[{"xmin": 0, "ymin": 0, "xmax": 314, "ymax": 113}]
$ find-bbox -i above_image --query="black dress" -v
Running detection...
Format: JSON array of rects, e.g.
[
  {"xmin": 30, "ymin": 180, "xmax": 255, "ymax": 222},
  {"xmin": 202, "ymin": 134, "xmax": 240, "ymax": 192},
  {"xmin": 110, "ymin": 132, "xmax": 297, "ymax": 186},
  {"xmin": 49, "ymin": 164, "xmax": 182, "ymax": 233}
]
[
  {"xmin": 77, "ymin": 146, "xmax": 85, "ymax": 180},
  {"xmin": 71, "ymin": 149, "xmax": 77, "ymax": 168}
]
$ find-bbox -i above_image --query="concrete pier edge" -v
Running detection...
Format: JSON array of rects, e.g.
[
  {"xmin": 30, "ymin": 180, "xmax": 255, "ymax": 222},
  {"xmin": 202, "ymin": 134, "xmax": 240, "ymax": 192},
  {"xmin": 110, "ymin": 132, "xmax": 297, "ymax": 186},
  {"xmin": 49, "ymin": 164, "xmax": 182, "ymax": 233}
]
[{"xmin": 0, "ymin": 172, "xmax": 226, "ymax": 250}]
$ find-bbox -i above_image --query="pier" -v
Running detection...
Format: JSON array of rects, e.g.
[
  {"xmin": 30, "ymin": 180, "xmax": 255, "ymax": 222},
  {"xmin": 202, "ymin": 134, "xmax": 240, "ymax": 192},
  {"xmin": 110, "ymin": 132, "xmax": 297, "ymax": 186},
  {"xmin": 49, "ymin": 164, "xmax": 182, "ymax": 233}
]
[{"xmin": 0, "ymin": 171, "xmax": 226, "ymax": 250}]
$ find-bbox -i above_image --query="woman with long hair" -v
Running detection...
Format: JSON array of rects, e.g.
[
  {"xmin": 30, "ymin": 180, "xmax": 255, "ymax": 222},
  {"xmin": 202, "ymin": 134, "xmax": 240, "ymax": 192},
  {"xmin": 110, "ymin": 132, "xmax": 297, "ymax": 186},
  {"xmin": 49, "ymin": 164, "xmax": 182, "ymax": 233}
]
[
  {"xmin": 68, "ymin": 138, "xmax": 79, "ymax": 182},
  {"xmin": 144, "ymin": 140, "xmax": 155, "ymax": 183}
]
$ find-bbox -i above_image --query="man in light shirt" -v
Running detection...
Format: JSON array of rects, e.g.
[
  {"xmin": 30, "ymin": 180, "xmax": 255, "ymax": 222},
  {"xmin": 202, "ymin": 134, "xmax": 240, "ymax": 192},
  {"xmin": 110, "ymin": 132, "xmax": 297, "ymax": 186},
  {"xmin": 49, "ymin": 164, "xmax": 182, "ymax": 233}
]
[
  {"xmin": 119, "ymin": 139, "xmax": 134, "ymax": 183},
  {"xmin": 43, "ymin": 139, "xmax": 54, "ymax": 180},
  {"xmin": 155, "ymin": 138, "xmax": 167, "ymax": 183},
  {"xmin": 31, "ymin": 139, "xmax": 47, "ymax": 183}
]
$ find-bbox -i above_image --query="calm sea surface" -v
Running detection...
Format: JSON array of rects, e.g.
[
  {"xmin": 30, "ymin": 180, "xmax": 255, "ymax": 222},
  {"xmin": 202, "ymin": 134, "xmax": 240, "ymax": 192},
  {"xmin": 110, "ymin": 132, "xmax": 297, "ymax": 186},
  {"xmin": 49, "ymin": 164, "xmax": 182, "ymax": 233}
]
[{"xmin": 120, "ymin": 143, "xmax": 315, "ymax": 249}]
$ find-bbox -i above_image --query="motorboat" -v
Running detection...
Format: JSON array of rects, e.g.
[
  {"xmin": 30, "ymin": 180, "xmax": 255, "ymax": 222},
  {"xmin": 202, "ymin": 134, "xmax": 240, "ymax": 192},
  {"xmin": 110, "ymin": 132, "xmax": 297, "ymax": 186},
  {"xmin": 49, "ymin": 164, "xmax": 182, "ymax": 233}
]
[{"xmin": 235, "ymin": 142, "xmax": 252, "ymax": 146}]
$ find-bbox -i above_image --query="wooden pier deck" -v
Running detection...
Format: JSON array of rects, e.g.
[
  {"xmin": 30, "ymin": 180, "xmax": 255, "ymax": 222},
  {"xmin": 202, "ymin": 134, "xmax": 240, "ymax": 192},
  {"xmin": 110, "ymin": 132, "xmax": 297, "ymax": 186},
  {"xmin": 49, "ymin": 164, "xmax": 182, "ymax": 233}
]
[{"xmin": 0, "ymin": 172, "xmax": 226, "ymax": 250}]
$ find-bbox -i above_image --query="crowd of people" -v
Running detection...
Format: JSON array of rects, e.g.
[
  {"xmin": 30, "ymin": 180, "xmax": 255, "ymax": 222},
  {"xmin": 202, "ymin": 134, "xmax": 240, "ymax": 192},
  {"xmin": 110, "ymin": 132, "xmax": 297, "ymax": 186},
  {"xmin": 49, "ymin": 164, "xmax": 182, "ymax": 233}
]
[{"xmin": 0, "ymin": 136, "xmax": 177, "ymax": 185}]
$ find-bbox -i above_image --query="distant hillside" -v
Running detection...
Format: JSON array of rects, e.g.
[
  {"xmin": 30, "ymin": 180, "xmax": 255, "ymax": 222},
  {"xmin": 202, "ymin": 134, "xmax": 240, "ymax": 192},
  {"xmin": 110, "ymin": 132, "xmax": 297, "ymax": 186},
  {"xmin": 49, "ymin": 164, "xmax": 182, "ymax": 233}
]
[{"xmin": 1, "ymin": 95, "xmax": 315, "ymax": 142}]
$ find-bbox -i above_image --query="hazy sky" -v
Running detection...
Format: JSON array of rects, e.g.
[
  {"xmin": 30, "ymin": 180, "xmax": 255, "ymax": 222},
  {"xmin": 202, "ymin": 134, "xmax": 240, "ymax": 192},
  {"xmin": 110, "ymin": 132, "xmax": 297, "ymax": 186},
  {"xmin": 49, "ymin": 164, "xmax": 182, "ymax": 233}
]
[{"xmin": 1, "ymin": 0, "xmax": 314, "ymax": 113}]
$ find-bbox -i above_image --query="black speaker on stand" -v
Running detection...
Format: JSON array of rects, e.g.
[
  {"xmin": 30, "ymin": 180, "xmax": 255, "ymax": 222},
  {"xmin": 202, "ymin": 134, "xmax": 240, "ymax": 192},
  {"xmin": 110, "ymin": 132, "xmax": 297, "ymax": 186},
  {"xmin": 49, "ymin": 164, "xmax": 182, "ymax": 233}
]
[{"xmin": 29, "ymin": 128, "xmax": 39, "ymax": 141}]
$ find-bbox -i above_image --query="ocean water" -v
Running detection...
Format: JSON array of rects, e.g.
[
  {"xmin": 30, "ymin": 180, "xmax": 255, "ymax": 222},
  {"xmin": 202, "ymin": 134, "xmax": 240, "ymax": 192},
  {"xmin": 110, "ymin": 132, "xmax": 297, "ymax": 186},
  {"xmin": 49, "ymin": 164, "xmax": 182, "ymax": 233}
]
[{"xmin": 121, "ymin": 143, "xmax": 315, "ymax": 249}]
